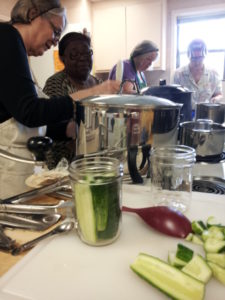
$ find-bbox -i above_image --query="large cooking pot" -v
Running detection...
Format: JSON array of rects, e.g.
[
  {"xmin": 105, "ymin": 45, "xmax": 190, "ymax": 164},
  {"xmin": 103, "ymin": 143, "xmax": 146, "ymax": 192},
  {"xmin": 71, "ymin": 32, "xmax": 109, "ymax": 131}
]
[
  {"xmin": 75, "ymin": 94, "xmax": 182, "ymax": 183},
  {"xmin": 141, "ymin": 83, "xmax": 192, "ymax": 122},
  {"xmin": 196, "ymin": 103, "xmax": 225, "ymax": 124},
  {"xmin": 180, "ymin": 120, "xmax": 225, "ymax": 157}
]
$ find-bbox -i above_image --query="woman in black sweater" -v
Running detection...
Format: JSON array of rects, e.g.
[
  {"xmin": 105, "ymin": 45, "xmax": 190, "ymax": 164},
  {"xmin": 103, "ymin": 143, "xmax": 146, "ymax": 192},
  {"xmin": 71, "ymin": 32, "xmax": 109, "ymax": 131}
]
[{"xmin": 0, "ymin": 0, "xmax": 120, "ymax": 199}]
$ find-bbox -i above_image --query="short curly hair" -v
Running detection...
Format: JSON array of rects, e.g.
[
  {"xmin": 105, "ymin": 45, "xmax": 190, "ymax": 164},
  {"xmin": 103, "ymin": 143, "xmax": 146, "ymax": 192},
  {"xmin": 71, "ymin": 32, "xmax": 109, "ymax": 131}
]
[{"xmin": 58, "ymin": 32, "xmax": 91, "ymax": 57}]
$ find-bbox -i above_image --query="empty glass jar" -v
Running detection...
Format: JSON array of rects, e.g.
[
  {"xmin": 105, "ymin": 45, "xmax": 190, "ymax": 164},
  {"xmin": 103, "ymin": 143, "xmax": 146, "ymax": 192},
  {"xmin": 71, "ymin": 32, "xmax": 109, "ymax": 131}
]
[{"xmin": 150, "ymin": 145, "xmax": 196, "ymax": 212}]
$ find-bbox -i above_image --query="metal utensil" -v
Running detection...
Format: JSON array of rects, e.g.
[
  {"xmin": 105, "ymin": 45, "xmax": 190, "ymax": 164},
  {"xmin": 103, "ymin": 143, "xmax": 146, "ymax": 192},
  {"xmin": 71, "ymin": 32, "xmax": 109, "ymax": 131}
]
[
  {"xmin": 12, "ymin": 221, "xmax": 75, "ymax": 255},
  {"xmin": 0, "ymin": 213, "xmax": 61, "ymax": 231},
  {"xmin": 1, "ymin": 179, "xmax": 70, "ymax": 204},
  {"xmin": 122, "ymin": 206, "xmax": 192, "ymax": 238},
  {"xmin": 0, "ymin": 200, "xmax": 74, "ymax": 217}
]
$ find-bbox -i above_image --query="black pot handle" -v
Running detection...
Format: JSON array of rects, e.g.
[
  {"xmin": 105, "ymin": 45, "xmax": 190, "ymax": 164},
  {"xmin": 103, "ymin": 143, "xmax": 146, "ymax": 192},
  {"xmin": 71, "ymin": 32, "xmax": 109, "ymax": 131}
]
[{"xmin": 127, "ymin": 144, "xmax": 151, "ymax": 184}]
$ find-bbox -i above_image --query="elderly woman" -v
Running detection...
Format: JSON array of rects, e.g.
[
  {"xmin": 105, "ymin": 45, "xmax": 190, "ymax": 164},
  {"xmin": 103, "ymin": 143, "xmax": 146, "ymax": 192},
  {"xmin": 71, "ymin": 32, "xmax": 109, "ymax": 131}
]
[
  {"xmin": 43, "ymin": 32, "xmax": 102, "ymax": 168},
  {"xmin": 109, "ymin": 40, "xmax": 159, "ymax": 93},
  {"xmin": 173, "ymin": 39, "xmax": 222, "ymax": 109},
  {"xmin": 0, "ymin": 0, "xmax": 120, "ymax": 199}
]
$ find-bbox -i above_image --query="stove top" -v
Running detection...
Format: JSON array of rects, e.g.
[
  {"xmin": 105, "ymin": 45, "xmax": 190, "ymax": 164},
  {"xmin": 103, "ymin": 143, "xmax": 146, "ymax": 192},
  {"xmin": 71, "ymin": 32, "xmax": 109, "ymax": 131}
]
[{"xmin": 193, "ymin": 176, "xmax": 225, "ymax": 195}]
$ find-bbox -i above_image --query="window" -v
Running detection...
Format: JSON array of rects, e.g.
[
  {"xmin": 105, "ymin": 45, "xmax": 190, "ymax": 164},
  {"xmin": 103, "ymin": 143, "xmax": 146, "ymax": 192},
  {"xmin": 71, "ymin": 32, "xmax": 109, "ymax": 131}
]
[{"xmin": 176, "ymin": 14, "xmax": 225, "ymax": 79}]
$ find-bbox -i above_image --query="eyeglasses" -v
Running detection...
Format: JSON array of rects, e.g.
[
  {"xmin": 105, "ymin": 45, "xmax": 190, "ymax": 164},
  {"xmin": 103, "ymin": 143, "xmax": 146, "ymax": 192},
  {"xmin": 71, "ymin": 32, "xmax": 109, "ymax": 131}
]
[
  {"xmin": 48, "ymin": 19, "xmax": 62, "ymax": 41},
  {"xmin": 69, "ymin": 49, "xmax": 93, "ymax": 60},
  {"xmin": 190, "ymin": 56, "xmax": 204, "ymax": 61}
]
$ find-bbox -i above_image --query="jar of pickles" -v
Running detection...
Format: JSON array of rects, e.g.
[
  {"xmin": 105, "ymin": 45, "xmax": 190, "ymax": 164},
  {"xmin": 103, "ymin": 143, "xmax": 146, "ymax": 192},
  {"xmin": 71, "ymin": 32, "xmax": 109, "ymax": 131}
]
[{"xmin": 69, "ymin": 157, "xmax": 123, "ymax": 246}]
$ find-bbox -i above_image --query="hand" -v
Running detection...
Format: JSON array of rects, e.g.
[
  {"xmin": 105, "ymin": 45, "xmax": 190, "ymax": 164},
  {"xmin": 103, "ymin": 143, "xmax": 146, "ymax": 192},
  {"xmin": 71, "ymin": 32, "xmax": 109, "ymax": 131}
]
[
  {"xmin": 66, "ymin": 120, "xmax": 76, "ymax": 139},
  {"xmin": 211, "ymin": 94, "xmax": 223, "ymax": 103},
  {"xmin": 70, "ymin": 80, "xmax": 121, "ymax": 101},
  {"xmin": 93, "ymin": 80, "xmax": 121, "ymax": 94}
]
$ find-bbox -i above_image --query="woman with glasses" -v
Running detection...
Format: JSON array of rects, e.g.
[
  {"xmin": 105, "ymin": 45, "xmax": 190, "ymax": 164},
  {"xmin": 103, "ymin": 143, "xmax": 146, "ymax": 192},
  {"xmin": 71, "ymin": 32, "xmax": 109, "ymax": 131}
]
[
  {"xmin": 109, "ymin": 40, "xmax": 159, "ymax": 93},
  {"xmin": 173, "ymin": 39, "xmax": 222, "ymax": 111},
  {"xmin": 0, "ymin": 0, "xmax": 120, "ymax": 199},
  {"xmin": 43, "ymin": 32, "xmax": 102, "ymax": 169}
]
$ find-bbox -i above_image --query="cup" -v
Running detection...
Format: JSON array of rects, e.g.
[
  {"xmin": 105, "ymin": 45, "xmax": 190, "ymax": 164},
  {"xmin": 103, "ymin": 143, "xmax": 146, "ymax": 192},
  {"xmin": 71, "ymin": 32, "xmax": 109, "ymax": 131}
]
[
  {"xmin": 150, "ymin": 145, "xmax": 196, "ymax": 212},
  {"xmin": 69, "ymin": 156, "xmax": 123, "ymax": 246}
]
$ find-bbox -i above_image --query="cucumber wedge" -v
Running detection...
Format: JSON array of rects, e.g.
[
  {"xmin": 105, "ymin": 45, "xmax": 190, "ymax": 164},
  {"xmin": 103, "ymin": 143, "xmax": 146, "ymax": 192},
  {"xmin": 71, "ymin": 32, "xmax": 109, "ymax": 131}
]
[
  {"xmin": 74, "ymin": 183, "xmax": 97, "ymax": 243},
  {"xmin": 206, "ymin": 253, "xmax": 225, "ymax": 268},
  {"xmin": 182, "ymin": 255, "xmax": 212, "ymax": 283},
  {"xmin": 176, "ymin": 243, "xmax": 194, "ymax": 262},
  {"xmin": 204, "ymin": 238, "xmax": 225, "ymax": 253},
  {"xmin": 208, "ymin": 261, "xmax": 225, "ymax": 285},
  {"xmin": 168, "ymin": 251, "xmax": 187, "ymax": 268},
  {"xmin": 192, "ymin": 221, "xmax": 207, "ymax": 235},
  {"xmin": 131, "ymin": 253, "xmax": 205, "ymax": 300}
]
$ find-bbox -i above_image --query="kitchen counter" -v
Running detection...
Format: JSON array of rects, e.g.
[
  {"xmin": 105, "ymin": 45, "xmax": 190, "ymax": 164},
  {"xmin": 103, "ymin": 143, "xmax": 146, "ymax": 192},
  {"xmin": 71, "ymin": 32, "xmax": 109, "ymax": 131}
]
[{"xmin": 0, "ymin": 184, "xmax": 225, "ymax": 300}]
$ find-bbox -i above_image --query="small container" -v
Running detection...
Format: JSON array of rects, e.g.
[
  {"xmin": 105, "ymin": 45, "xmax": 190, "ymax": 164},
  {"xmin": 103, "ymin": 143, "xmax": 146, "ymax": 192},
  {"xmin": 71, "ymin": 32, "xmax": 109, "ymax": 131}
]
[
  {"xmin": 150, "ymin": 146, "xmax": 196, "ymax": 212},
  {"xmin": 69, "ymin": 157, "xmax": 123, "ymax": 246}
]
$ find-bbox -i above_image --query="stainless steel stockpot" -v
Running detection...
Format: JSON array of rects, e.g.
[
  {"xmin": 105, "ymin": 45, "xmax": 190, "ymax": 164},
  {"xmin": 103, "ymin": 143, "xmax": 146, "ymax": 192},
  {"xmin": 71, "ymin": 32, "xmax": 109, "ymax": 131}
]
[
  {"xmin": 180, "ymin": 120, "xmax": 225, "ymax": 157},
  {"xmin": 196, "ymin": 103, "xmax": 225, "ymax": 124},
  {"xmin": 75, "ymin": 94, "xmax": 182, "ymax": 183}
]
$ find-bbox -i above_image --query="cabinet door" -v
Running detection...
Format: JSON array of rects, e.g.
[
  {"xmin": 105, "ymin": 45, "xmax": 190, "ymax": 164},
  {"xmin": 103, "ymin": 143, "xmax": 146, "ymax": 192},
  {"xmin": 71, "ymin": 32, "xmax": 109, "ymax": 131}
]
[
  {"xmin": 92, "ymin": 6, "xmax": 126, "ymax": 72},
  {"xmin": 126, "ymin": 0, "xmax": 166, "ymax": 70}
]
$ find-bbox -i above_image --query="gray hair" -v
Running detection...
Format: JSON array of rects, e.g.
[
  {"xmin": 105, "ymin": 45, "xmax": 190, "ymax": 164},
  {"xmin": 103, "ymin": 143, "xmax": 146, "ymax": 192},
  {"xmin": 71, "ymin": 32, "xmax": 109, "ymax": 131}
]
[{"xmin": 10, "ymin": 0, "xmax": 67, "ymax": 28}]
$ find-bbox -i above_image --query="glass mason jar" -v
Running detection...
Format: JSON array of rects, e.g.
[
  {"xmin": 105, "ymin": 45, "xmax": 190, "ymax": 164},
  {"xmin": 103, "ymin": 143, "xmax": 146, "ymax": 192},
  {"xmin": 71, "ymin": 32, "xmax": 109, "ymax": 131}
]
[
  {"xmin": 69, "ymin": 157, "xmax": 123, "ymax": 246},
  {"xmin": 150, "ymin": 145, "xmax": 196, "ymax": 212}
]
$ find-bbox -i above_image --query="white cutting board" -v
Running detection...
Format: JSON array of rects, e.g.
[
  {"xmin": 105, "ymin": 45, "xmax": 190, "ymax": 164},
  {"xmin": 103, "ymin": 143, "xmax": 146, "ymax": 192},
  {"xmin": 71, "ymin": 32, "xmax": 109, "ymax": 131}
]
[{"xmin": 0, "ymin": 185, "xmax": 225, "ymax": 300}]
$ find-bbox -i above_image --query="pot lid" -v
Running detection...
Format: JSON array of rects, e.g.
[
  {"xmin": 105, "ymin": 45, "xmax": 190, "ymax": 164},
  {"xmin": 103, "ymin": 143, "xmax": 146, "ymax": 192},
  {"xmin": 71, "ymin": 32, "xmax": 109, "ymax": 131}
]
[
  {"xmin": 78, "ymin": 94, "xmax": 182, "ymax": 109},
  {"xmin": 142, "ymin": 84, "xmax": 192, "ymax": 95}
]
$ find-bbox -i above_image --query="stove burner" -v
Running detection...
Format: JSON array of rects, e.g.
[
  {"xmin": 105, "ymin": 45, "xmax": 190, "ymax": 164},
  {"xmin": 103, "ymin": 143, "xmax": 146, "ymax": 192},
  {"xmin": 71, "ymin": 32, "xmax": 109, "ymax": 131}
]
[
  {"xmin": 193, "ymin": 176, "xmax": 225, "ymax": 194},
  {"xmin": 196, "ymin": 152, "xmax": 225, "ymax": 163}
]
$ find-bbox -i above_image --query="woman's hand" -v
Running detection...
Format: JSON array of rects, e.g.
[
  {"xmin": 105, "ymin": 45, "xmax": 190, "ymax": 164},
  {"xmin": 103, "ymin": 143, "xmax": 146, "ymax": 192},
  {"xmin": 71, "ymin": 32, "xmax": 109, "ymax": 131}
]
[
  {"xmin": 66, "ymin": 120, "xmax": 76, "ymax": 139},
  {"xmin": 211, "ymin": 94, "xmax": 223, "ymax": 103},
  {"xmin": 70, "ymin": 80, "xmax": 121, "ymax": 101}
]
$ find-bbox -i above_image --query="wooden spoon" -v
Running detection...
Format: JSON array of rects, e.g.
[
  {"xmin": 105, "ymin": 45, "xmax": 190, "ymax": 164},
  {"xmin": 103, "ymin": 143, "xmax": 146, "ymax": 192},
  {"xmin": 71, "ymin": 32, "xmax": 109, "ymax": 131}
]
[{"xmin": 122, "ymin": 206, "xmax": 192, "ymax": 238}]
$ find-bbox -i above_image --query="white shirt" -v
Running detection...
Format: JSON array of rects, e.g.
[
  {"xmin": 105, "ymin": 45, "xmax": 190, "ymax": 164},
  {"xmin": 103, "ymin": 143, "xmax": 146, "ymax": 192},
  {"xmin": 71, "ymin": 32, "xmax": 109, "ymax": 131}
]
[{"xmin": 173, "ymin": 65, "xmax": 221, "ymax": 109}]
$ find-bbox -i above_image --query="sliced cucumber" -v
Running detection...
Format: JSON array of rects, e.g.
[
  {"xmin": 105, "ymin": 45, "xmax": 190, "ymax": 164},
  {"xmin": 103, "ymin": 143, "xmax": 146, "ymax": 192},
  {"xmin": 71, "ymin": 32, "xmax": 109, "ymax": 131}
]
[
  {"xmin": 192, "ymin": 235, "xmax": 204, "ymax": 246},
  {"xmin": 186, "ymin": 233, "xmax": 193, "ymax": 242},
  {"xmin": 204, "ymin": 238, "xmax": 225, "ymax": 253},
  {"xmin": 130, "ymin": 253, "xmax": 205, "ymax": 300},
  {"xmin": 207, "ymin": 216, "xmax": 221, "ymax": 228},
  {"xmin": 206, "ymin": 253, "xmax": 225, "ymax": 268},
  {"xmin": 185, "ymin": 233, "xmax": 203, "ymax": 245},
  {"xmin": 202, "ymin": 226, "xmax": 225, "ymax": 241},
  {"xmin": 74, "ymin": 182, "xmax": 97, "ymax": 243},
  {"xmin": 208, "ymin": 261, "xmax": 225, "ymax": 285},
  {"xmin": 182, "ymin": 255, "xmax": 212, "ymax": 283},
  {"xmin": 192, "ymin": 221, "xmax": 207, "ymax": 235},
  {"xmin": 176, "ymin": 243, "xmax": 194, "ymax": 262},
  {"xmin": 168, "ymin": 251, "xmax": 187, "ymax": 268}
]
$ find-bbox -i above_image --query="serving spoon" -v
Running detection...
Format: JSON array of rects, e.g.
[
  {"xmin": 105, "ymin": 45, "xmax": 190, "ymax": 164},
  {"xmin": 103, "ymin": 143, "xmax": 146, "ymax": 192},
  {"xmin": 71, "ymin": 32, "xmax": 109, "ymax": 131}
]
[
  {"xmin": 122, "ymin": 206, "xmax": 192, "ymax": 238},
  {"xmin": 12, "ymin": 221, "xmax": 75, "ymax": 255}
]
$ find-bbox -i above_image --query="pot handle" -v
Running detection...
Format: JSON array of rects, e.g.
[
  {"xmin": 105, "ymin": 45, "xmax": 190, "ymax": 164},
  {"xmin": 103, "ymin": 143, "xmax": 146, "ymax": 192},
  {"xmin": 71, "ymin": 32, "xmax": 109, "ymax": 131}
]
[{"xmin": 127, "ymin": 144, "xmax": 151, "ymax": 184}]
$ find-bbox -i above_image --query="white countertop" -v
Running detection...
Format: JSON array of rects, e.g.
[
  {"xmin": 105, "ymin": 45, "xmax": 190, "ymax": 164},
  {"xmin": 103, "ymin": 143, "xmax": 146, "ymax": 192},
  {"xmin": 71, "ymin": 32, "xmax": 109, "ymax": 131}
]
[{"xmin": 0, "ymin": 184, "xmax": 225, "ymax": 300}]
